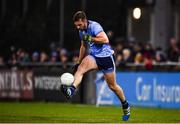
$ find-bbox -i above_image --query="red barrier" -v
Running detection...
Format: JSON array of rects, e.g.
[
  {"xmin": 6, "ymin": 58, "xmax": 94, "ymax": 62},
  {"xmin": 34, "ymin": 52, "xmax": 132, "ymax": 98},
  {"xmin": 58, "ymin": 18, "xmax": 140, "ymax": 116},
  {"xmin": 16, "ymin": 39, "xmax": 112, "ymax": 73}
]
[{"xmin": 0, "ymin": 70, "xmax": 33, "ymax": 99}]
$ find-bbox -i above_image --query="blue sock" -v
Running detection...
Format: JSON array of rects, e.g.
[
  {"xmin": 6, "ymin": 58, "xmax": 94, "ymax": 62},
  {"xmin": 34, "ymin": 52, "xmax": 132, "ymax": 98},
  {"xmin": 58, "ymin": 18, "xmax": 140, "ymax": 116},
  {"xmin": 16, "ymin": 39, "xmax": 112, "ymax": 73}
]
[
  {"xmin": 70, "ymin": 85, "xmax": 76, "ymax": 92},
  {"xmin": 71, "ymin": 85, "xmax": 76, "ymax": 91},
  {"xmin": 121, "ymin": 100, "xmax": 129, "ymax": 109}
]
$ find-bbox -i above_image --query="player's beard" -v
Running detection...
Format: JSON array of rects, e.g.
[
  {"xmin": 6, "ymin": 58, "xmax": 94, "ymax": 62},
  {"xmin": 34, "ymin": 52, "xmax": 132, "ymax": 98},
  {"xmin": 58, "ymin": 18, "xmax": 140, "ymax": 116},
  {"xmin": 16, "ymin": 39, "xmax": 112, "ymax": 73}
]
[{"xmin": 80, "ymin": 25, "xmax": 87, "ymax": 31}]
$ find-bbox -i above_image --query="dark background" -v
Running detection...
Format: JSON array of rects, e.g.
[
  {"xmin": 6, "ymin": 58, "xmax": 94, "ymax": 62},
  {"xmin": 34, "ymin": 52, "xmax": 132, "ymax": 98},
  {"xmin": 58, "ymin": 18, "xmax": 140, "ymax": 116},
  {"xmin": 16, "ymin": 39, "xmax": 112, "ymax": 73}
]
[
  {"xmin": 0, "ymin": 0, "xmax": 178, "ymax": 59},
  {"xmin": 0, "ymin": 0, "xmax": 132, "ymax": 58}
]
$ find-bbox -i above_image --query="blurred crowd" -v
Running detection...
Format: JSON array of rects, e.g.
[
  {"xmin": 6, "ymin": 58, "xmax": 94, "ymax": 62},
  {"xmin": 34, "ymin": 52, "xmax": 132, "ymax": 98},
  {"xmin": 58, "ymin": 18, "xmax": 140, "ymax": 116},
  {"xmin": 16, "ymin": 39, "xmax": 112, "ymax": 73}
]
[
  {"xmin": 113, "ymin": 37, "xmax": 180, "ymax": 70},
  {"xmin": 0, "ymin": 37, "xmax": 180, "ymax": 70},
  {"xmin": 0, "ymin": 46, "xmax": 80, "ymax": 66}
]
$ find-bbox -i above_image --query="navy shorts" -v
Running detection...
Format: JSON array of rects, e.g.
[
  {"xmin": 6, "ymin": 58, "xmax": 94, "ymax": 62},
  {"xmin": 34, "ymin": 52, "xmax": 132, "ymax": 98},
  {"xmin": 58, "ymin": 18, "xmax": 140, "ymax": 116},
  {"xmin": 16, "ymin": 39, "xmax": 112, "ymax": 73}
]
[{"xmin": 93, "ymin": 54, "xmax": 115, "ymax": 73}]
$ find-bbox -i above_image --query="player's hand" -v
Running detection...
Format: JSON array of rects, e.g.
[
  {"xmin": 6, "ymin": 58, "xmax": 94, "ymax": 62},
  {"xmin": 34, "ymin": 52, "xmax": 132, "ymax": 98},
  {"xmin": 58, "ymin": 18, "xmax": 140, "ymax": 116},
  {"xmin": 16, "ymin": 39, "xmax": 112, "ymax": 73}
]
[
  {"xmin": 72, "ymin": 63, "xmax": 80, "ymax": 74},
  {"xmin": 82, "ymin": 34, "xmax": 92, "ymax": 42}
]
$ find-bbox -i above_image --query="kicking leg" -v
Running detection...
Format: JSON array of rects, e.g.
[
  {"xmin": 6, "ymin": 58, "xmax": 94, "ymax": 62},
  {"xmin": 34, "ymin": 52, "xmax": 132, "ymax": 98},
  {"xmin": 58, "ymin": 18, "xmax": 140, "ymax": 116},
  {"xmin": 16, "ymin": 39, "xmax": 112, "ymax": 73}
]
[
  {"xmin": 73, "ymin": 55, "xmax": 98, "ymax": 88},
  {"xmin": 61, "ymin": 55, "xmax": 98, "ymax": 99}
]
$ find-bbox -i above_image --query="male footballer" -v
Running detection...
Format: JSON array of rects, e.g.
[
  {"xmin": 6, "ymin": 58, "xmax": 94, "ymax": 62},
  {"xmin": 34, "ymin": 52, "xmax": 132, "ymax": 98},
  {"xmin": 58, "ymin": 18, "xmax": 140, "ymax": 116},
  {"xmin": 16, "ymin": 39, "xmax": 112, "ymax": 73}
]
[{"xmin": 61, "ymin": 11, "xmax": 130, "ymax": 121}]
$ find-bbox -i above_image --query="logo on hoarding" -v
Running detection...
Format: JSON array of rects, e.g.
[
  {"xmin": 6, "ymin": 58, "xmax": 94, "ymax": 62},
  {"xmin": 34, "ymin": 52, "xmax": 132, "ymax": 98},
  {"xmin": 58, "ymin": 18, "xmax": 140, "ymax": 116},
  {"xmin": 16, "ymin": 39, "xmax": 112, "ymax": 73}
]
[
  {"xmin": 136, "ymin": 77, "xmax": 151, "ymax": 101},
  {"xmin": 0, "ymin": 70, "xmax": 33, "ymax": 99},
  {"xmin": 96, "ymin": 73, "xmax": 113, "ymax": 106},
  {"xmin": 34, "ymin": 76, "xmax": 61, "ymax": 90},
  {"xmin": 136, "ymin": 77, "xmax": 180, "ymax": 103}
]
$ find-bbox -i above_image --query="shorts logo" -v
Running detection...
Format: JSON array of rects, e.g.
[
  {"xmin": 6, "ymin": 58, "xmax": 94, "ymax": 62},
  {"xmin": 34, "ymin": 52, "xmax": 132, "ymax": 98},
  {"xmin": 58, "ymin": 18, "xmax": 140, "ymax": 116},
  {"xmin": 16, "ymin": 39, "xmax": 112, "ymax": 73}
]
[{"xmin": 107, "ymin": 67, "xmax": 113, "ymax": 70}]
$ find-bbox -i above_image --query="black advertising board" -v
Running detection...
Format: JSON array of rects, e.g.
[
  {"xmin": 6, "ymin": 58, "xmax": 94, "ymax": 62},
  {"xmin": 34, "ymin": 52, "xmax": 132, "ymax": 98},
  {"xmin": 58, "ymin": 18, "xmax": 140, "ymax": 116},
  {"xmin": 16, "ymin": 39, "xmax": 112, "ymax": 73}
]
[{"xmin": 33, "ymin": 67, "xmax": 81, "ymax": 102}]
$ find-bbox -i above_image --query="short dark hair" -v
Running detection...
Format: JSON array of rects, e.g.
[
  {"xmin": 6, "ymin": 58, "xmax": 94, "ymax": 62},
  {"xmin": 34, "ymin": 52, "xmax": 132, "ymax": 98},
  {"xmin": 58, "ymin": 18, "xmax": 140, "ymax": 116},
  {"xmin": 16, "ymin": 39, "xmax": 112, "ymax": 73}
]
[{"xmin": 73, "ymin": 11, "xmax": 87, "ymax": 22}]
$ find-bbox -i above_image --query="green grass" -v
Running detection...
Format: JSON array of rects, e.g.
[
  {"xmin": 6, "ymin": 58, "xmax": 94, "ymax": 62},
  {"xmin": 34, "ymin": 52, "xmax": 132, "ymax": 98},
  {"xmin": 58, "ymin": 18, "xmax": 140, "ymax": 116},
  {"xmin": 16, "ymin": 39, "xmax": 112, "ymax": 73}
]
[{"xmin": 0, "ymin": 102, "xmax": 180, "ymax": 123}]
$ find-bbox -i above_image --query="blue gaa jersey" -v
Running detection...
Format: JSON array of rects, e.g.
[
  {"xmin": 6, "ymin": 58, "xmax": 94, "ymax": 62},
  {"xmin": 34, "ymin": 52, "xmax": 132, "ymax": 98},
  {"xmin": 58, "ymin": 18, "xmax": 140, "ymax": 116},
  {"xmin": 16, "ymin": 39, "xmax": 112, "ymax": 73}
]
[{"xmin": 79, "ymin": 20, "xmax": 114, "ymax": 57}]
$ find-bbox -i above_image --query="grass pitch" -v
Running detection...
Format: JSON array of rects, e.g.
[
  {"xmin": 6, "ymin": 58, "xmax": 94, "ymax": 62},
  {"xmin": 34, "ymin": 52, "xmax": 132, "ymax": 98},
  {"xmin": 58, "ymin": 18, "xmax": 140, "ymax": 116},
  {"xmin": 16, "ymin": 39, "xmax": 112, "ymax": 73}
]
[{"xmin": 0, "ymin": 102, "xmax": 180, "ymax": 123}]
